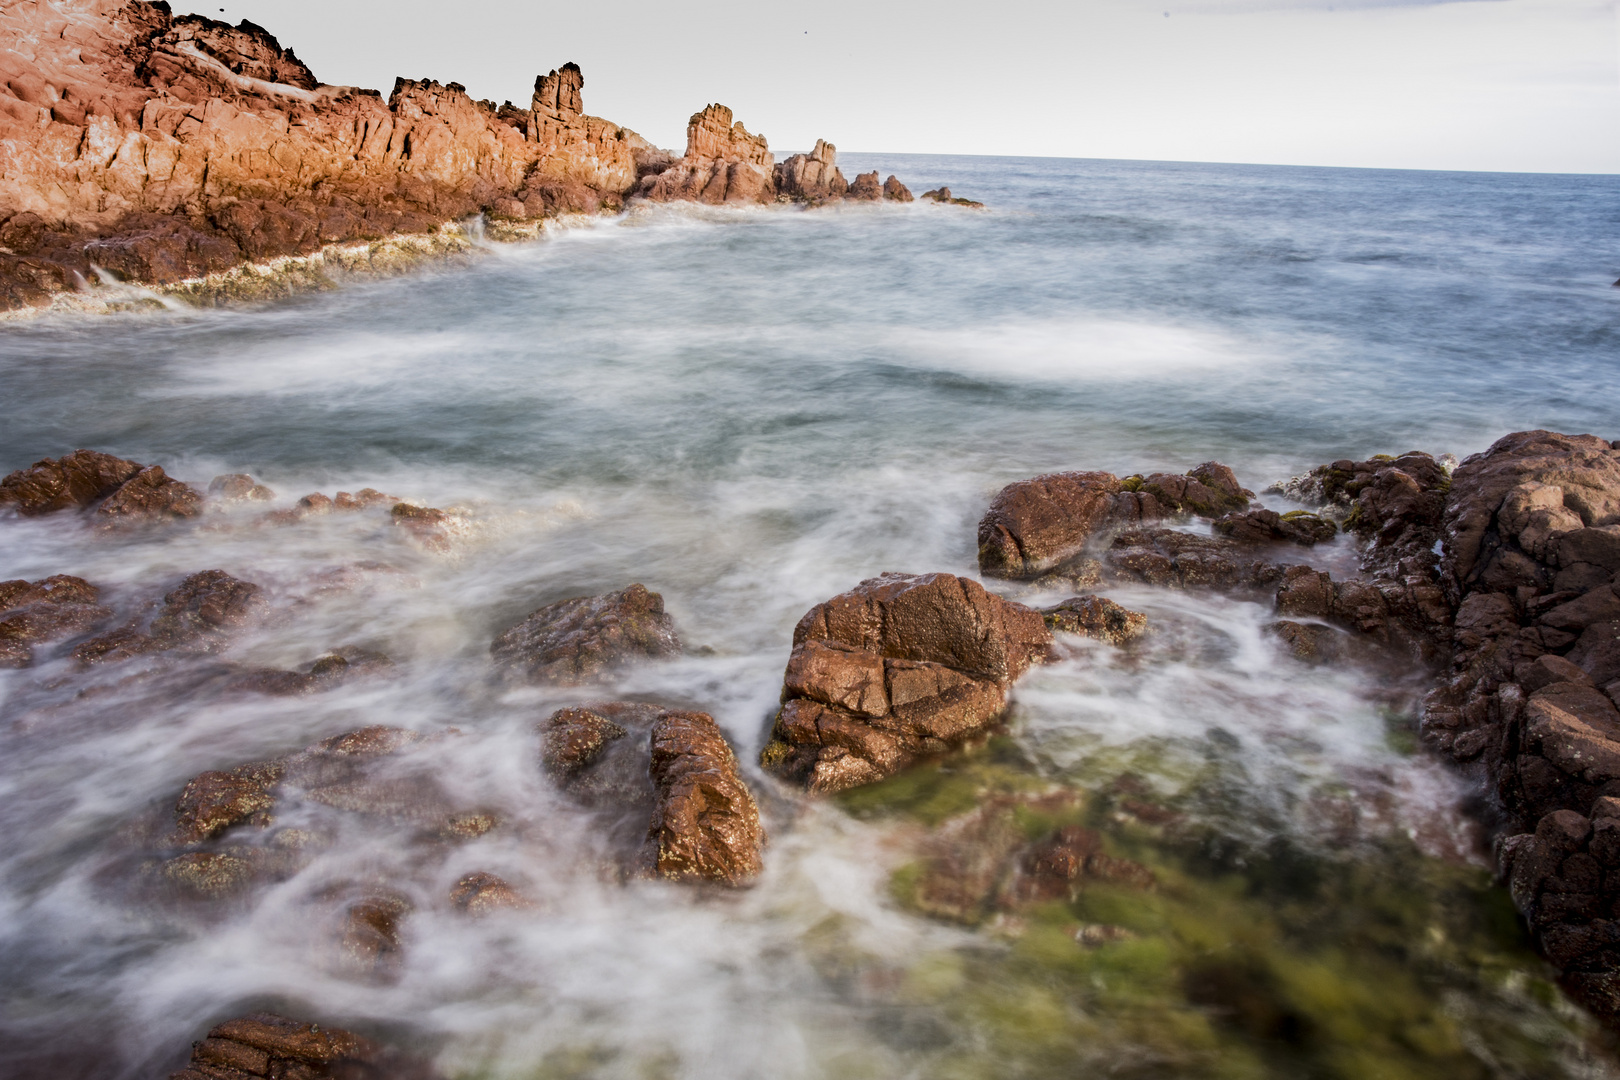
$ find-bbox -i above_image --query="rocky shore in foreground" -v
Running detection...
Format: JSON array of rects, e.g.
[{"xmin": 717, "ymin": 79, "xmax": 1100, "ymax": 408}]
[
  {"xmin": 6, "ymin": 428, "xmax": 1620, "ymax": 1069},
  {"xmin": 0, "ymin": 0, "xmax": 953, "ymax": 313}
]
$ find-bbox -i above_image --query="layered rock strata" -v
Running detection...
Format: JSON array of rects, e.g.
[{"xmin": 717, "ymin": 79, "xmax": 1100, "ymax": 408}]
[
  {"xmin": 542, "ymin": 701, "xmax": 765, "ymax": 885},
  {"xmin": 760, "ymin": 572, "xmax": 1052, "ymax": 792}
]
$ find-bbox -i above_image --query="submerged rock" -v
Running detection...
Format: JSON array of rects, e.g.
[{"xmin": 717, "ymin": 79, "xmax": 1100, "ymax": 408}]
[
  {"xmin": 339, "ymin": 893, "xmax": 412, "ymax": 978},
  {"xmin": 904, "ymin": 794, "xmax": 1156, "ymax": 925},
  {"xmin": 1267, "ymin": 619, "xmax": 1345, "ymax": 664},
  {"xmin": 1106, "ymin": 528, "xmax": 1287, "ymax": 592},
  {"xmin": 226, "ymin": 647, "xmax": 395, "ymax": 696},
  {"xmin": 74, "ymin": 569, "xmax": 264, "ymax": 663},
  {"xmin": 760, "ymin": 572, "xmax": 1051, "ymax": 793},
  {"xmin": 450, "ymin": 871, "xmax": 532, "ymax": 915},
  {"xmin": 978, "ymin": 463, "xmax": 1252, "ymax": 579},
  {"xmin": 0, "ymin": 574, "xmax": 111, "ymax": 666},
  {"xmin": 542, "ymin": 701, "xmax": 764, "ymax": 886},
  {"xmin": 1040, "ymin": 594, "xmax": 1147, "ymax": 645},
  {"xmin": 167, "ymin": 1011, "xmax": 433, "ymax": 1080},
  {"xmin": 209, "ymin": 473, "xmax": 277, "ymax": 503},
  {"xmin": 492, "ymin": 584, "xmax": 681, "ymax": 685}
]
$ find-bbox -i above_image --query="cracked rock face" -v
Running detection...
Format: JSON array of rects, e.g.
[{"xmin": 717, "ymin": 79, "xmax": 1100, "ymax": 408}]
[{"xmin": 760, "ymin": 572, "xmax": 1052, "ymax": 793}]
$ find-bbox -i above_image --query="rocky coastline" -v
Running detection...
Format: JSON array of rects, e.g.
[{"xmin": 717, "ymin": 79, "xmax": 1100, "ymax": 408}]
[
  {"xmin": 0, "ymin": 0, "xmax": 939, "ymax": 315},
  {"xmin": 6, "ymin": 428, "xmax": 1620, "ymax": 1069}
]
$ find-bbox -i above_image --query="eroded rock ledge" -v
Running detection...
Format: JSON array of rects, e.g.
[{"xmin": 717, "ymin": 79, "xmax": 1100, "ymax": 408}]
[{"xmin": 0, "ymin": 0, "xmax": 936, "ymax": 311}]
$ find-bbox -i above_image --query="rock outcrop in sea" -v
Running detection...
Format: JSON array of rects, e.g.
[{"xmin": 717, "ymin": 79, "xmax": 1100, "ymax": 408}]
[
  {"xmin": 0, "ymin": 0, "xmax": 933, "ymax": 311},
  {"xmin": 760, "ymin": 572, "xmax": 1053, "ymax": 792},
  {"xmin": 972, "ymin": 432, "xmax": 1620, "ymax": 1025}
]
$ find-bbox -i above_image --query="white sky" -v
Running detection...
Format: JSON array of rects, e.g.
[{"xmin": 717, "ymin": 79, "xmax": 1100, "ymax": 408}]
[{"xmin": 175, "ymin": 0, "xmax": 1619, "ymax": 173}]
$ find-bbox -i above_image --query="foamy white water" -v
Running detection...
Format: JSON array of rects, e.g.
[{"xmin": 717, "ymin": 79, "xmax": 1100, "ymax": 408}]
[{"xmin": 3, "ymin": 157, "xmax": 1619, "ymax": 1079}]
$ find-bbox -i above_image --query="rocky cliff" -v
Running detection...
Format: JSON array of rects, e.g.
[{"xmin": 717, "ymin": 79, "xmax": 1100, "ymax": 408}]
[{"xmin": 0, "ymin": 0, "xmax": 926, "ymax": 312}]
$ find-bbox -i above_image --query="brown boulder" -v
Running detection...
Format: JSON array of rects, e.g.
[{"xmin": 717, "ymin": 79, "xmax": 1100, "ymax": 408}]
[
  {"xmin": 883, "ymin": 175, "xmax": 914, "ymax": 202},
  {"xmin": 167, "ymin": 1012, "xmax": 433, "ymax": 1080},
  {"xmin": 92, "ymin": 464, "xmax": 202, "ymax": 525},
  {"xmin": 1443, "ymin": 431, "xmax": 1620, "ymax": 599},
  {"xmin": 1267, "ymin": 620, "xmax": 1344, "ymax": 664},
  {"xmin": 542, "ymin": 705, "xmax": 628, "ymax": 776},
  {"xmin": 1040, "ymin": 594, "xmax": 1147, "ymax": 645},
  {"xmin": 0, "ymin": 574, "xmax": 111, "ymax": 666},
  {"xmin": 0, "ymin": 449, "xmax": 142, "ymax": 514},
  {"xmin": 978, "ymin": 463, "xmax": 1251, "ymax": 579},
  {"xmin": 760, "ymin": 572, "xmax": 1050, "ymax": 792},
  {"xmin": 645, "ymin": 709, "xmax": 765, "ymax": 885},
  {"xmin": 491, "ymin": 583, "xmax": 681, "ymax": 684},
  {"xmin": 541, "ymin": 701, "xmax": 765, "ymax": 885},
  {"xmin": 172, "ymin": 760, "xmax": 285, "ymax": 844},
  {"xmin": 846, "ymin": 171, "xmax": 883, "ymax": 200}
]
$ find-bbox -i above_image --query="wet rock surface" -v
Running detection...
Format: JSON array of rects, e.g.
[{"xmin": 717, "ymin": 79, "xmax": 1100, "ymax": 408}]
[
  {"xmin": 1214, "ymin": 507, "xmax": 1337, "ymax": 547},
  {"xmin": 1275, "ymin": 450, "xmax": 1452, "ymax": 576},
  {"xmin": 0, "ymin": 574, "xmax": 111, "ymax": 666},
  {"xmin": 73, "ymin": 568, "xmax": 263, "ymax": 663},
  {"xmin": 491, "ymin": 583, "xmax": 681, "ymax": 685},
  {"xmin": 978, "ymin": 462, "xmax": 1252, "ymax": 579},
  {"xmin": 543, "ymin": 702, "xmax": 763, "ymax": 884},
  {"xmin": 760, "ymin": 572, "xmax": 1052, "ymax": 793},
  {"xmin": 168, "ymin": 1011, "xmax": 435, "ymax": 1080},
  {"xmin": 0, "ymin": 448, "xmax": 200, "ymax": 523},
  {"xmin": 1039, "ymin": 594, "xmax": 1147, "ymax": 645}
]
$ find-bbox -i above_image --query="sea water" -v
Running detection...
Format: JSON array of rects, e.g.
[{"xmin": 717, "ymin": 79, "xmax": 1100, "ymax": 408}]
[{"xmin": 1, "ymin": 155, "xmax": 1619, "ymax": 1079}]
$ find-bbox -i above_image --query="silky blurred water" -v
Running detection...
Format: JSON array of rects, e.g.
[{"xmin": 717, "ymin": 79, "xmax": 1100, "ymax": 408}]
[{"xmin": 2, "ymin": 156, "xmax": 1619, "ymax": 1079}]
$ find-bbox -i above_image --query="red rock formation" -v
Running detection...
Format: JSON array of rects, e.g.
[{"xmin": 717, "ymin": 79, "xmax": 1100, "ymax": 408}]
[
  {"xmin": 773, "ymin": 139, "xmax": 847, "ymax": 202},
  {"xmin": 0, "ymin": 0, "xmax": 643, "ymax": 308},
  {"xmin": 639, "ymin": 103, "xmax": 776, "ymax": 205},
  {"xmin": 0, "ymin": 2, "xmax": 933, "ymax": 306}
]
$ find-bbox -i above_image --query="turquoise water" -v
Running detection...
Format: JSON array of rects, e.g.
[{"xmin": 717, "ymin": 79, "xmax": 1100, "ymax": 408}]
[{"xmin": 1, "ymin": 157, "xmax": 1618, "ymax": 1078}]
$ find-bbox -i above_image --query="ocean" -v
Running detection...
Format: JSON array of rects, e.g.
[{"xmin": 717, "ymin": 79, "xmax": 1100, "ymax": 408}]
[{"xmin": 2, "ymin": 154, "xmax": 1619, "ymax": 1079}]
